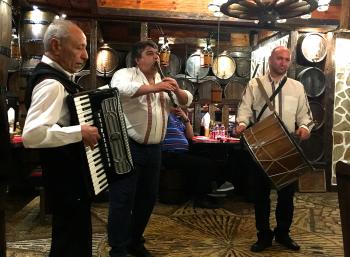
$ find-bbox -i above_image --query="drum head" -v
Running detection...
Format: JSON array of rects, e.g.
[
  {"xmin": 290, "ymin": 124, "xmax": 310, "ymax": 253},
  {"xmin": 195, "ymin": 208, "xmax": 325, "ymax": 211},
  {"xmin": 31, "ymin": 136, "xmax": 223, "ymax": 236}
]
[
  {"xmin": 185, "ymin": 54, "xmax": 209, "ymax": 79},
  {"xmin": 212, "ymin": 55, "xmax": 236, "ymax": 80},
  {"xmin": 297, "ymin": 67, "xmax": 325, "ymax": 98},
  {"xmin": 309, "ymin": 101, "xmax": 325, "ymax": 130},
  {"xmin": 161, "ymin": 53, "xmax": 181, "ymax": 77},
  {"xmin": 175, "ymin": 74, "xmax": 194, "ymax": 95},
  {"xmin": 299, "ymin": 33, "xmax": 327, "ymax": 63},
  {"xmin": 224, "ymin": 80, "xmax": 246, "ymax": 101}
]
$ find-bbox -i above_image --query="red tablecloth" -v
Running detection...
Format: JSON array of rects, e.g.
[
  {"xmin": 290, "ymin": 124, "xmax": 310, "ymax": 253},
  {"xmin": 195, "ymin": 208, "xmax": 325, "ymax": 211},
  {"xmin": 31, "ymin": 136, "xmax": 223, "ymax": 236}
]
[{"xmin": 192, "ymin": 136, "xmax": 240, "ymax": 144}]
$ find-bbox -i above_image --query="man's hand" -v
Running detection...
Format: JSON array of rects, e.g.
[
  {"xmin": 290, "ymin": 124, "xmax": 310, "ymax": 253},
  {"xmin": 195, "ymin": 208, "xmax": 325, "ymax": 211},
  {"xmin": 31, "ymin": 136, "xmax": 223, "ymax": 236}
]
[
  {"xmin": 81, "ymin": 124, "xmax": 100, "ymax": 150},
  {"xmin": 235, "ymin": 124, "xmax": 247, "ymax": 136},
  {"xmin": 172, "ymin": 107, "xmax": 187, "ymax": 119},
  {"xmin": 154, "ymin": 77, "xmax": 182, "ymax": 93},
  {"xmin": 295, "ymin": 127, "xmax": 310, "ymax": 141}
]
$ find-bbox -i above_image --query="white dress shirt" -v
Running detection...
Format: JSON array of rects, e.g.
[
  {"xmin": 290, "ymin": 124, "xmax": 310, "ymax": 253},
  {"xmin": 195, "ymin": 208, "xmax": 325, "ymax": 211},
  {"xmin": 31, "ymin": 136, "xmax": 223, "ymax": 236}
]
[
  {"xmin": 237, "ymin": 73, "xmax": 314, "ymax": 133},
  {"xmin": 22, "ymin": 55, "xmax": 82, "ymax": 148},
  {"xmin": 109, "ymin": 67, "xmax": 193, "ymax": 144}
]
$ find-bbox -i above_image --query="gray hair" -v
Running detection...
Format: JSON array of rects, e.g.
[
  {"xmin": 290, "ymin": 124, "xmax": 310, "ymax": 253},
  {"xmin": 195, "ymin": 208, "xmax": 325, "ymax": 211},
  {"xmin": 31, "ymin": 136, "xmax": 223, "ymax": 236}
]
[
  {"xmin": 130, "ymin": 40, "xmax": 158, "ymax": 66},
  {"xmin": 43, "ymin": 19, "xmax": 76, "ymax": 52}
]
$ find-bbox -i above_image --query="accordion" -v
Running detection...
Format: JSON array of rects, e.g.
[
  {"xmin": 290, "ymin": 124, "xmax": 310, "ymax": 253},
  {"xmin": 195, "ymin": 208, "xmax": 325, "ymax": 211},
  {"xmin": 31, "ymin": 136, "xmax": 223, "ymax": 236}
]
[{"xmin": 68, "ymin": 88, "xmax": 133, "ymax": 196}]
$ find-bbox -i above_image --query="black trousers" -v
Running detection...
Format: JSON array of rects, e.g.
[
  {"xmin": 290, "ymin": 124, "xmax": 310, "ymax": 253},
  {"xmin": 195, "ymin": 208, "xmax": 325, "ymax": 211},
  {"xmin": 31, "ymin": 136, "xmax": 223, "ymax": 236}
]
[
  {"xmin": 108, "ymin": 140, "xmax": 161, "ymax": 257},
  {"xmin": 253, "ymin": 165, "xmax": 296, "ymax": 236},
  {"xmin": 41, "ymin": 144, "xmax": 92, "ymax": 257}
]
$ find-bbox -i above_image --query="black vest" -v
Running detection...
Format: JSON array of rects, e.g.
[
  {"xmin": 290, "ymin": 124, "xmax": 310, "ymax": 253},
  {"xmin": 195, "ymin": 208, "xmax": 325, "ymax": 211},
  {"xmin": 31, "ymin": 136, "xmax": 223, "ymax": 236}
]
[{"xmin": 25, "ymin": 62, "xmax": 90, "ymax": 202}]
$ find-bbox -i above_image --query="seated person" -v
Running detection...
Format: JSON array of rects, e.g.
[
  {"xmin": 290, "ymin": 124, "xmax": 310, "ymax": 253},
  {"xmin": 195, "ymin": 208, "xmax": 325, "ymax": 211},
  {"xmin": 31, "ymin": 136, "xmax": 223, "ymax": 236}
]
[{"xmin": 162, "ymin": 107, "xmax": 231, "ymax": 208}]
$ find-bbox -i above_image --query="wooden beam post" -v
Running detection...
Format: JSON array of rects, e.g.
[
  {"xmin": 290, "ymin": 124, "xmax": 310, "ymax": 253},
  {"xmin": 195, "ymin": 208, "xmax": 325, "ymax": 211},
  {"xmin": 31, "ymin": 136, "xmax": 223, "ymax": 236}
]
[
  {"xmin": 140, "ymin": 22, "xmax": 148, "ymax": 41},
  {"xmin": 339, "ymin": 0, "xmax": 350, "ymax": 30},
  {"xmin": 89, "ymin": 19, "xmax": 98, "ymax": 90}
]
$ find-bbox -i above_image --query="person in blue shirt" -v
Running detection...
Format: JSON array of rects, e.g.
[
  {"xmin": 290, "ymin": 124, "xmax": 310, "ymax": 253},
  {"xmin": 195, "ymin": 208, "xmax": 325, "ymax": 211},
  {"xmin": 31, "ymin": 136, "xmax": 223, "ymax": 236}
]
[{"xmin": 162, "ymin": 107, "xmax": 222, "ymax": 208}]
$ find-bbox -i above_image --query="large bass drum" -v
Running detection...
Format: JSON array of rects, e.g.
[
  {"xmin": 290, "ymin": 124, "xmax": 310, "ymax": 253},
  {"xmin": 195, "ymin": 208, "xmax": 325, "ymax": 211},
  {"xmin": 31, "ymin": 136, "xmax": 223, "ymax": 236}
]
[{"xmin": 243, "ymin": 113, "xmax": 314, "ymax": 190}]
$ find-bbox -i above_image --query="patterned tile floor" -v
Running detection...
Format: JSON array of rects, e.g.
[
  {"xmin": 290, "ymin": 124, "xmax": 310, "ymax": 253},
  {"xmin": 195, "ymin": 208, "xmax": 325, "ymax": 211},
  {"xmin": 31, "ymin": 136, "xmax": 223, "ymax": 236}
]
[{"xmin": 5, "ymin": 192, "xmax": 344, "ymax": 257}]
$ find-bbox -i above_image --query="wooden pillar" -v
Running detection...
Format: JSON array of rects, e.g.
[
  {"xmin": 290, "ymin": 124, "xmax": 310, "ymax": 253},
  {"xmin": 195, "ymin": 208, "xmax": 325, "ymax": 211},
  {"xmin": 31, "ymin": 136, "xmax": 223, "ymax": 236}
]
[
  {"xmin": 339, "ymin": 0, "xmax": 350, "ymax": 30},
  {"xmin": 140, "ymin": 22, "xmax": 148, "ymax": 41},
  {"xmin": 0, "ymin": 185, "xmax": 6, "ymax": 257},
  {"xmin": 222, "ymin": 105, "xmax": 229, "ymax": 129},
  {"xmin": 89, "ymin": 19, "xmax": 98, "ymax": 90},
  {"xmin": 288, "ymin": 31, "xmax": 298, "ymax": 79},
  {"xmin": 193, "ymin": 103, "xmax": 201, "ymax": 135}
]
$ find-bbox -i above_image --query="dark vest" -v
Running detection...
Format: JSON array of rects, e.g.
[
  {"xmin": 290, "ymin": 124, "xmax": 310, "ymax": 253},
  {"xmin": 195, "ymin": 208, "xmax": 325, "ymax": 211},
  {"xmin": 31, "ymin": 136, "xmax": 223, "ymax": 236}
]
[{"xmin": 25, "ymin": 62, "xmax": 91, "ymax": 204}]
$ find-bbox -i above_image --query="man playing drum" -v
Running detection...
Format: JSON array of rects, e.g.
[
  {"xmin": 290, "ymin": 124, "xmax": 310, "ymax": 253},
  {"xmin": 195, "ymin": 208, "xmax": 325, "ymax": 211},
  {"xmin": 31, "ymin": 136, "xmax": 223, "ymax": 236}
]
[{"xmin": 235, "ymin": 46, "xmax": 314, "ymax": 252}]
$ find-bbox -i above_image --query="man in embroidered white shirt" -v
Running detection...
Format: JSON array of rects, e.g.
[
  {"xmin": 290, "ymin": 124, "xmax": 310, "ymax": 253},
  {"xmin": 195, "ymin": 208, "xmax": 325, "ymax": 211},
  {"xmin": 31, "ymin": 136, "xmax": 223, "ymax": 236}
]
[
  {"xmin": 235, "ymin": 46, "xmax": 313, "ymax": 253},
  {"xmin": 106, "ymin": 40, "xmax": 192, "ymax": 257}
]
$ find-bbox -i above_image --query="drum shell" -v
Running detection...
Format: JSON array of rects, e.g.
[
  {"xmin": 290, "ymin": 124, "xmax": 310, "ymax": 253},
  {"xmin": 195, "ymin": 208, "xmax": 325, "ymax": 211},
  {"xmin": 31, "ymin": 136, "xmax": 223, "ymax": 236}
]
[
  {"xmin": 0, "ymin": 0, "xmax": 12, "ymax": 86},
  {"xmin": 224, "ymin": 80, "xmax": 246, "ymax": 101},
  {"xmin": 297, "ymin": 33, "xmax": 327, "ymax": 64},
  {"xmin": 186, "ymin": 53, "xmax": 209, "ymax": 79},
  {"xmin": 297, "ymin": 67, "xmax": 325, "ymax": 98},
  {"xmin": 243, "ymin": 113, "xmax": 313, "ymax": 190},
  {"xmin": 96, "ymin": 47, "xmax": 119, "ymax": 76},
  {"xmin": 197, "ymin": 79, "xmax": 222, "ymax": 103},
  {"xmin": 212, "ymin": 54, "xmax": 236, "ymax": 80}
]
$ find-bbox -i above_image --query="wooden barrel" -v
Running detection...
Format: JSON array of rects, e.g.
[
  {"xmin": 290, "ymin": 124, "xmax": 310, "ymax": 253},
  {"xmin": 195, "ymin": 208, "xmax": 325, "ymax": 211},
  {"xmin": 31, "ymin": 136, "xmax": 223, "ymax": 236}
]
[
  {"xmin": 96, "ymin": 44, "xmax": 119, "ymax": 76},
  {"xmin": 235, "ymin": 58, "xmax": 250, "ymax": 78},
  {"xmin": 212, "ymin": 54, "xmax": 236, "ymax": 80},
  {"xmin": 299, "ymin": 132, "xmax": 324, "ymax": 162},
  {"xmin": 77, "ymin": 74, "xmax": 107, "ymax": 89},
  {"xmin": 297, "ymin": 67, "xmax": 325, "ymax": 98},
  {"xmin": 309, "ymin": 101, "xmax": 325, "ymax": 131},
  {"xmin": 0, "ymin": 0, "xmax": 12, "ymax": 87},
  {"xmin": 161, "ymin": 53, "xmax": 181, "ymax": 77},
  {"xmin": 7, "ymin": 72, "xmax": 27, "ymax": 103},
  {"xmin": 175, "ymin": 74, "xmax": 195, "ymax": 95},
  {"xmin": 224, "ymin": 80, "xmax": 246, "ymax": 101},
  {"xmin": 125, "ymin": 51, "xmax": 134, "ymax": 68},
  {"xmin": 298, "ymin": 33, "xmax": 327, "ymax": 64},
  {"xmin": 198, "ymin": 79, "xmax": 222, "ymax": 103},
  {"xmin": 186, "ymin": 53, "xmax": 209, "ymax": 79},
  {"xmin": 20, "ymin": 10, "xmax": 56, "ymax": 69}
]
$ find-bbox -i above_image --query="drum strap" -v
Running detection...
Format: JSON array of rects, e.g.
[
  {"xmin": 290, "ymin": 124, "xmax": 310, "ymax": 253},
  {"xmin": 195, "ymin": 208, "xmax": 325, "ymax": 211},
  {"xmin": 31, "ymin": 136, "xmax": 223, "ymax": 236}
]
[{"xmin": 256, "ymin": 77, "xmax": 287, "ymax": 122}]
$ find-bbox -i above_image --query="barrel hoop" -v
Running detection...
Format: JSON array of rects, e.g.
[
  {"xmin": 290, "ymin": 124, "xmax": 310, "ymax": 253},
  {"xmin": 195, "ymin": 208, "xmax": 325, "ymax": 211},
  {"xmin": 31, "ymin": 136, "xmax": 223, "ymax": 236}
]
[
  {"xmin": 0, "ymin": 46, "xmax": 11, "ymax": 58},
  {"xmin": 22, "ymin": 19, "xmax": 51, "ymax": 25}
]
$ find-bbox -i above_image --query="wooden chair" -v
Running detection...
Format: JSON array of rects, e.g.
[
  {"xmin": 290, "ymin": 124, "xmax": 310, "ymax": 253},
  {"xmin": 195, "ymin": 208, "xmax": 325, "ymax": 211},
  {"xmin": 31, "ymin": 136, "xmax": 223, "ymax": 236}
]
[{"xmin": 336, "ymin": 161, "xmax": 350, "ymax": 257}]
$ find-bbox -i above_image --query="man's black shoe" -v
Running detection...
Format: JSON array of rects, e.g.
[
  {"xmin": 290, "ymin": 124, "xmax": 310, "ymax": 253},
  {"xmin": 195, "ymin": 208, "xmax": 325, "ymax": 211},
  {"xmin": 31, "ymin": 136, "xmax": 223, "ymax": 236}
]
[
  {"xmin": 250, "ymin": 239, "xmax": 272, "ymax": 252},
  {"xmin": 127, "ymin": 244, "xmax": 154, "ymax": 257},
  {"xmin": 275, "ymin": 235, "xmax": 300, "ymax": 251}
]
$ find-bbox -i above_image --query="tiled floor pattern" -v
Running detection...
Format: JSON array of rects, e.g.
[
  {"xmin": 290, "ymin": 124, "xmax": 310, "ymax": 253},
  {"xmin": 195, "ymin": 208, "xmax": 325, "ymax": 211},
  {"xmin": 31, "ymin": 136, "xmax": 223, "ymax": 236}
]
[{"xmin": 5, "ymin": 192, "xmax": 343, "ymax": 257}]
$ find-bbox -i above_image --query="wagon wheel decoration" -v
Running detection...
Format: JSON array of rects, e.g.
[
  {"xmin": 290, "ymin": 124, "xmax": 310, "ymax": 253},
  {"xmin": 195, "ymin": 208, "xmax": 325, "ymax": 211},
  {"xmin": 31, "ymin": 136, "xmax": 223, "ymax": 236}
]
[{"xmin": 220, "ymin": 0, "xmax": 318, "ymax": 24}]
